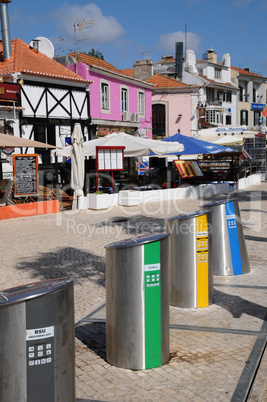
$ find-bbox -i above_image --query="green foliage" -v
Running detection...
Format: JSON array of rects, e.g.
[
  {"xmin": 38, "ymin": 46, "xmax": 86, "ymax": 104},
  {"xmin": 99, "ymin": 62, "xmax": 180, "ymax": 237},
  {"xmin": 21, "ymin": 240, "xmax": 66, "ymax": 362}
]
[{"xmin": 86, "ymin": 48, "xmax": 104, "ymax": 60}]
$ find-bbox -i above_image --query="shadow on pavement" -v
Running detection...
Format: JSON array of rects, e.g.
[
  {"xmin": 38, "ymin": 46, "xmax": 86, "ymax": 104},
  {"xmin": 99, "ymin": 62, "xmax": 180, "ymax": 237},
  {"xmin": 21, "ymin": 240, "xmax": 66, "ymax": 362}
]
[
  {"xmin": 97, "ymin": 214, "xmax": 165, "ymax": 236},
  {"xmin": 214, "ymin": 288, "xmax": 267, "ymax": 320},
  {"xmin": 15, "ymin": 247, "xmax": 106, "ymax": 286},
  {"xmin": 75, "ymin": 322, "xmax": 106, "ymax": 361},
  {"xmin": 245, "ymin": 234, "xmax": 267, "ymax": 243}
]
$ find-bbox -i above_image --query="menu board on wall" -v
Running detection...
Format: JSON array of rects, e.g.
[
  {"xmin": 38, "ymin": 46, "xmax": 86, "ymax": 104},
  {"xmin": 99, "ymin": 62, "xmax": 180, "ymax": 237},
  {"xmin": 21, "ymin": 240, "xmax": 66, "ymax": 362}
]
[
  {"xmin": 13, "ymin": 154, "xmax": 39, "ymax": 197},
  {"xmin": 96, "ymin": 146, "xmax": 125, "ymax": 171}
]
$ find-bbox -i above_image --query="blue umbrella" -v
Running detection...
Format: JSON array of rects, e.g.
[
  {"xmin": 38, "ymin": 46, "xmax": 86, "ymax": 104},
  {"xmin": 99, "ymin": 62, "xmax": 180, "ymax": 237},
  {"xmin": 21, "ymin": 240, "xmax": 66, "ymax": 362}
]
[{"xmin": 159, "ymin": 133, "xmax": 236, "ymax": 155}]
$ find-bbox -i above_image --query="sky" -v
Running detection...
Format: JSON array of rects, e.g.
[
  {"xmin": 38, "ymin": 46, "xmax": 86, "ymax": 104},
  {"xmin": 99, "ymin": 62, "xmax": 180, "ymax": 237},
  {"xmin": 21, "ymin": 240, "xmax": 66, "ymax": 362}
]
[{"xmin": 7, "ymin": 0, "xmax": 267, "ymax": 76}]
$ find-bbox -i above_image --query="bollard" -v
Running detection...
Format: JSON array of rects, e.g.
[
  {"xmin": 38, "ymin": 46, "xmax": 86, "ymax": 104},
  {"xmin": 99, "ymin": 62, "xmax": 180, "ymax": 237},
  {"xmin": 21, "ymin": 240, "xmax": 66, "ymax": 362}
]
[
  {"xmin": 105, "ymin": 233, "xmax": 170, "ymax": 370},
  {"xmin": 0, "ymin": 278, "xmax": 75, "ymax": 402},
  {"xmin": 166, "ymin": 210, "xmax": 213, "ymax": 308},
  {"xmin": 203, "ymin": 198, "xmax": 250, "ymax": 276}
]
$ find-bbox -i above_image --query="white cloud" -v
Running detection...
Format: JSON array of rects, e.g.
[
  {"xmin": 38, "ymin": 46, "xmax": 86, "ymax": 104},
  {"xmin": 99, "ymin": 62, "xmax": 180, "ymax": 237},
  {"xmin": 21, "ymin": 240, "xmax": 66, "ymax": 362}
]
[
  {"xmin": 155, "ymin": 31, "xmax": 202, "ymax": 55},
  {"xmin": 54, "ymin": 3, "xmax": 125, "ymax": 45}
]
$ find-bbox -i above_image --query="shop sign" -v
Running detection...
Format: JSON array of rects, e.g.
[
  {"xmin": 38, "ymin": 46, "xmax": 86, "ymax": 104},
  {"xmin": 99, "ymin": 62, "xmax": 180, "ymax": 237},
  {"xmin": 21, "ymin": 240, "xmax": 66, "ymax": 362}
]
[
  {"xmin": 215, "ymin": 126, "xmax": 246, "ymax": 133},
  {"xmin": 97, "ymin": 127, "xmax": 137, "ymax": 136},
  {"xmin": 0, "ymin": 83, "xmax": 20, "ymax": 101},
  {"xmin": 251, "ymin": 103, "xmax": 264, "ymax": 111}
]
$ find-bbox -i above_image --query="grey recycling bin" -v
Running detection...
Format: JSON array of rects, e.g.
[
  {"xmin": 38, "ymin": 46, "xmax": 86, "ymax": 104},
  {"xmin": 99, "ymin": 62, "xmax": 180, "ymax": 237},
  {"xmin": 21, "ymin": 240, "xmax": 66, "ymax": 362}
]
[
  {"xmin": 166, "ymin": 210, "xmax": 213, "ymax": 309},
  {"xmin": 0, "ymin": 278, "xmax": 75, "ymax": 402},
  {"xmin": 203, "ymin": 198, "xmax": 250, "ymax": 276},
  {"xmin": 105, "ymin": 232, "xmax": 170, "ymax": 370}
]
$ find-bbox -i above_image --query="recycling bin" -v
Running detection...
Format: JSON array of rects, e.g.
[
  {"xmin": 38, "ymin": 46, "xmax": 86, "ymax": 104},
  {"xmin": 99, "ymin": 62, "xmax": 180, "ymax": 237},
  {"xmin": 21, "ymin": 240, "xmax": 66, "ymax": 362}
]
[
  {"xmin": 0, "ymin": 278, "xmax": 75, "ymax": 402},
  {"xmin": 105, "ymin": 232, "xmax": 170, "ymax": 370},
  {"xmin": 203, "ymin": 198, "xmax": 250, "ymax": 276},
  {"xmin": 166, "ymin": 210, "xmax": 213, "ymax": 308}
]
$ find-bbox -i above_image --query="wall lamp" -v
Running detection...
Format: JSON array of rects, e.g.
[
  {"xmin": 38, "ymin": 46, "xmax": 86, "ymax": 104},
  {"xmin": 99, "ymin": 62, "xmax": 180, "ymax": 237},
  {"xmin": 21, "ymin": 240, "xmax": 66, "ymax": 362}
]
[
  {"xmin": 0, "ymin": 75, "xmax": 3, "ymax": 83},
  {"xmin": 18, "ymin": 75, "xmax": 24, "ymax": 85}
]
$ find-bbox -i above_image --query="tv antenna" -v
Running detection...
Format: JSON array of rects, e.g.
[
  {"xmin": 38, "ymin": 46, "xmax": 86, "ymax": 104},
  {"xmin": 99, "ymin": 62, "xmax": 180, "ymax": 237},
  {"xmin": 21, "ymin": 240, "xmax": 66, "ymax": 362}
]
[
  {"xmin": 74, "ymin": 17, "xmax": 94, "ymax": 52},
  {"xmin": 185, "ymin": 24, "xmax": 193, "ymax": 55},
  {"xmin": 55, "ymin": 37, "xmax": 65, "ymax": 54},
  {"xmin": 141, "ymin": 50, "xmax": 153, "ymax": 60}
]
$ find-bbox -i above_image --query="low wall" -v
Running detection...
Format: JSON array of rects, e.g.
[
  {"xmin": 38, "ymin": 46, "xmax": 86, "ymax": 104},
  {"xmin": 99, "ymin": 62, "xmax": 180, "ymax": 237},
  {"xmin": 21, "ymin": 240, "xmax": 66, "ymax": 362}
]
[
  {"xmin": 238, "ymin": 173, "xmax": 262, "ymax": 190},
  {"xmin": 0, "ymin": 200, "xmax": 60, "ymax": 220},
  {"xmin": 109, "ymin": 183, "xmax": 230, "ymax": 208}
]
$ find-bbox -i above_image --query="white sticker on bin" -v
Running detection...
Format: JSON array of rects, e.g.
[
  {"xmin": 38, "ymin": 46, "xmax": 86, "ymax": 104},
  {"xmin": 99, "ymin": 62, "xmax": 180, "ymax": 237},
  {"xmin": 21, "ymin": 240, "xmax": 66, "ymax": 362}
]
[
  {"xmin": 144, "ymin": 263, "xmax": 160, "ymax": 272},
  {"xmin": 26, "ymin": 326, "xmax": 54, "ymax": 341}
]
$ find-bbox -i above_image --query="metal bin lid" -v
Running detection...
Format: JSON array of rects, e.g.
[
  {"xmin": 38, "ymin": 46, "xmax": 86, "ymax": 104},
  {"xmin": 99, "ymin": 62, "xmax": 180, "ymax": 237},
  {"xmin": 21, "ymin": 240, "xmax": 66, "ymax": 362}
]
[
  {"xmin": 105, "ymin": 232, "xmax": 170, "ymax": 250},
  {"xmin": 202, "ymin": 198, "xmax": 237, "ymax": 208},
  {"xmin": 0, "ymin": 277, "xmax": 73, "ymax": 306},
  {"xmin": 167, "ymin": 209, "xmax": 213, "ymax": 222}
]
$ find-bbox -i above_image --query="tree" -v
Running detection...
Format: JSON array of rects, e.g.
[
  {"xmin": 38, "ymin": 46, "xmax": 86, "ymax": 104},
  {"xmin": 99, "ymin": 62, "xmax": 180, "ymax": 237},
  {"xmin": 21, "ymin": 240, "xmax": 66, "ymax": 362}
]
[{"xmin": 86, "ymin": 48, "xmax": 104, "ymax": 60}]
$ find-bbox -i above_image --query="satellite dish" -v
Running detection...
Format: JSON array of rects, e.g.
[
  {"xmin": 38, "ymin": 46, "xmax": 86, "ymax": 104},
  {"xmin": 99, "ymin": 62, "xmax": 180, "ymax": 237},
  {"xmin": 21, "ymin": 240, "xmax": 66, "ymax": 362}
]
[{"xmin": 30, "ymin": 37, "xmax": 55, "ymax": 58}]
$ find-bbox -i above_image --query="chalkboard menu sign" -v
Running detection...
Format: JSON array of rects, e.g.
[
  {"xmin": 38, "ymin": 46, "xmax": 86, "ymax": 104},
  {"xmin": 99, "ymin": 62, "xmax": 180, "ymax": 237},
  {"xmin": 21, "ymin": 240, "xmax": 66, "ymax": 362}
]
[{"xmin": 13, "ymin": 154, "xmax": 38, "ymax": 197}]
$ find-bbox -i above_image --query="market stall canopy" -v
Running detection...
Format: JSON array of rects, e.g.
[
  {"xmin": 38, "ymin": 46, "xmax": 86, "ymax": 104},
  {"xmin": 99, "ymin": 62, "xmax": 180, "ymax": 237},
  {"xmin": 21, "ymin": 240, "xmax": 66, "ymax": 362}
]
[
  {"xmin": 52, "ymin": 132, "xmax": 184, "ymax": 158},
  {"xmin": 160, "ymin": 133, "xmax": 236, "ymax": 155},
  {"xmin": 0, "ymin": 133, "xmax": 57, "ymax": 149},
  {"xmin": 213, "ymin": 135, "xmax": 243, "ymax": 146},
  {"xmin": 70, "ymin": 123, "xmax": 84, "ymax": 210}
]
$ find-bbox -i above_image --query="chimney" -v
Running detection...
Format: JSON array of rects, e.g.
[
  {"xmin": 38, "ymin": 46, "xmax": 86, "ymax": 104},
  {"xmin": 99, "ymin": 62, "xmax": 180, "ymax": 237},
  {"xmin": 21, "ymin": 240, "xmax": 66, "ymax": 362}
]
[
  {"xmin": 206, "ymin": 46, "xmax": 217, "ymax": 64},
  {"xmin": 133, "ymin": 60, "xmax": 153, "ymax": 81},
  {"xmin": 0, "ymin": 0, "xmax": 12, "ymax": 60}
]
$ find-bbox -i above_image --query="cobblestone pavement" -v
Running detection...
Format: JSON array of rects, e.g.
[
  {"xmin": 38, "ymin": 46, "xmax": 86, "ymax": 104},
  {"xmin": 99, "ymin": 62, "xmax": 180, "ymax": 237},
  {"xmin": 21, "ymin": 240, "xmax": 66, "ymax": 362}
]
[{"xmin": 1, "ymin": 183, "xmax": 267, "ymax": 401}]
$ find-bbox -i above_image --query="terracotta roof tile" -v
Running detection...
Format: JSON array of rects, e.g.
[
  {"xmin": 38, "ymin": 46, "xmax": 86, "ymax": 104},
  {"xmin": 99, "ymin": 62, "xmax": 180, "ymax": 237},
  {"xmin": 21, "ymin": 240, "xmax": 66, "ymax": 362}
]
[
  {"xmin": 0, "ymin": 39, "xmax": 90, "ymax": 83},
  {"xmin": 121, "ymin": 68, "xmax": 134, "ymax": 77},
  {"xmin": 69, "ymin": 52, "xmax": 123, "ymax": 75},
  {"xmin": 146, "ymin": 74, "xmax": 191, "ymax": 89},
  {"xmin": 198, "ymin": 74, "xmax": 237, "ymax": 89},
  {"xmin": 231, "ymin": 65, "xmax": 267, "ymax": 79}
]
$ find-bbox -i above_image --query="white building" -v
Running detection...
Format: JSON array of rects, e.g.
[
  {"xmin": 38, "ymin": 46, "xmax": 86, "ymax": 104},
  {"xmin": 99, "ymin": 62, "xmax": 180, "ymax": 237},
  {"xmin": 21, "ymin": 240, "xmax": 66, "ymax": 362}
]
[{"xmin": 183, "ymin": 47, "xmax": 239, "ymax": 128}]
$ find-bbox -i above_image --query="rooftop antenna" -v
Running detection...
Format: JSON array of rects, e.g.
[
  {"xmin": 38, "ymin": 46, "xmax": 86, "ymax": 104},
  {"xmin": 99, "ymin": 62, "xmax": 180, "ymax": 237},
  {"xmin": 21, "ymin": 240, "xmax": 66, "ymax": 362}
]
[
  {"xmin": 58, "ymin": 37, "xmax": 65, "ymax": 50},
  {"xmin": 141, "ymin": 50, "xmax": 153, "ymax": 60},
  {"xmin": 184, "ymin": 24, "xmax": 193, "ymax": 56},
  {"xmin": 74, "ymin": 17, "xmax": 94, "ymax": 52}
]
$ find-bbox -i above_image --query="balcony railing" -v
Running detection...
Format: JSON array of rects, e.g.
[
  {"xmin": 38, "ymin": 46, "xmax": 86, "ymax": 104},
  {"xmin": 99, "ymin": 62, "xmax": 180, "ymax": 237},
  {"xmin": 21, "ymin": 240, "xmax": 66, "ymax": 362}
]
[{"xmin": 206, "ymin": 99, "xmax": 222, "ymax": 106}]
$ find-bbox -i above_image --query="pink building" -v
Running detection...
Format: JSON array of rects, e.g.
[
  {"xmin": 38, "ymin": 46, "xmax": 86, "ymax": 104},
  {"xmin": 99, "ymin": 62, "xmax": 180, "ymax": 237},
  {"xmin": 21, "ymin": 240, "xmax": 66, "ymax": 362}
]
[
  {"xmin": 147, "ymin": 74, "xmax": 200, "ymax": 138},
  {"xmin": 64, "ymin": 54, "xmax": 154, "ymax": 139}
]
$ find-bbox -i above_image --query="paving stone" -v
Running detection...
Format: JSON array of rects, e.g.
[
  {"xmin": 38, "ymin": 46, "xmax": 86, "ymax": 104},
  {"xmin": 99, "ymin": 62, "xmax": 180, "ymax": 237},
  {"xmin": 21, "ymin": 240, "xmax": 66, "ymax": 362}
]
[{"xmin": 1, "ymin": 183, "xmax": 267, "ymax": 400}]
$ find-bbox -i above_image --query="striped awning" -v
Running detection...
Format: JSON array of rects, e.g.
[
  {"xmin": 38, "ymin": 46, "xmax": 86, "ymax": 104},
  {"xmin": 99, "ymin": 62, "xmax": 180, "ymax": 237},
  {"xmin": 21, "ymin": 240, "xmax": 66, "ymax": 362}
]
[{"xmin": 174, "ymin": 160, "xmax": 203, "ymax": 179}]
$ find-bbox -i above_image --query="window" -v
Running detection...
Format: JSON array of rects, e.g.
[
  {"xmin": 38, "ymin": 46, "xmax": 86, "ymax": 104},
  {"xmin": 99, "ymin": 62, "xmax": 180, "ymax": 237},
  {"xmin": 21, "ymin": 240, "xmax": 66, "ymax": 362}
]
[
  {"xmin": 240, "ymin": 110, "xmax": 248, "ymax": 125},
  {"xmin": 34, "ymin": 124, "xmax": 55, "ymax": 164},
  {"xmin": 254, "ymin": 111, "xmax": 260, "ymax": 126},
  {"xmin": 121, "ymin": 87, "xmax": 128, "ymax": 111},
  {"xmin": 214, "ymin": 68, "xmax": 221, "ymax": 79},
  {"xmin": 205, "ymin": 110, "xmax": 222, "ymax": 124},
  {"xmin": 226, "ymin": 92, "xmax": 232, "ymax": 103},
  {"xmin": 253, "ymin": 88, "xmax": 256, "ymax": 103},
  {"xmin": 217, "ymin": 91, "xmax": 223, "ymax": 101},
  {"xmin": 239, "ymin": 86, "xmax": 243, "ymax": 102},
  {"xmin": 138, "ymin": 91, "xmax": 145, "ymax": 116},
  {"xmin": 206, "ymin": 88, "xmax": 214, "ymax": 101},
  {"xmin": 226, "ymin": 115, "xmax": 232, "ymax": 125},
  {"xmin": 152, "ymin": 104, "xmax": 166, "ymax": 136},
  {"xmin": 101, "ymin": 82, "xmax": 109, "ymax": 110}
]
